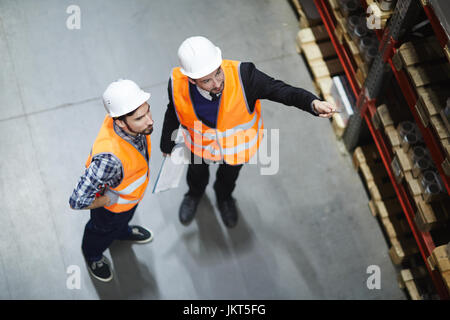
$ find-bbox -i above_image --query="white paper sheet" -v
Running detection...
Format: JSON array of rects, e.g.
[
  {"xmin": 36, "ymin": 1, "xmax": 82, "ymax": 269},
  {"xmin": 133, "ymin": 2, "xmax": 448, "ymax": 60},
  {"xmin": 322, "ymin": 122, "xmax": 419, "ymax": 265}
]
[{"xmin": 152, "ymin": 144, "xmax": 189, "ymax": 194}]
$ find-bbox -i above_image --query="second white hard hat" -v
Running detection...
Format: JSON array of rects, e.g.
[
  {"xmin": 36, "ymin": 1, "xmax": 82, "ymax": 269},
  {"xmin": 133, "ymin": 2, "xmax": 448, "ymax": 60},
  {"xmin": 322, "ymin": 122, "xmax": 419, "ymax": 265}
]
[
  {"xmin": 102, "ymin": 79, "xmax": 150, "ymax": 118},
  {"xmin": 178, "ymin": 36, "xmax": 222, "ymax": 79}
]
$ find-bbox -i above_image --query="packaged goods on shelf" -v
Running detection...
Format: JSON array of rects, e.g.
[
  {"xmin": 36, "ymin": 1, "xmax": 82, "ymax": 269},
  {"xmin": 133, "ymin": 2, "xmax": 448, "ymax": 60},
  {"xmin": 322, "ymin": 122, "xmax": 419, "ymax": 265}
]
[
  {"xmin": 397, "ymin": 121, "xmax": 423, "ymax": 153},
  {"xmin": 415, "ymin": 85, "xmax": 448, "ymax": 128},
  {"xmin": 398, "ymin": 266, "xmax": 431, "ymax": 300},
  {"xmin": 330, "ymin": 75, "xmax": 355, "ymax": 125},
  {"xmin": 410, "ymin": 145, "xmax": 433, "ymax": 178},
  {"xmin": 392, "ymin": 36, "xmax": 445, "ymax": 71}
]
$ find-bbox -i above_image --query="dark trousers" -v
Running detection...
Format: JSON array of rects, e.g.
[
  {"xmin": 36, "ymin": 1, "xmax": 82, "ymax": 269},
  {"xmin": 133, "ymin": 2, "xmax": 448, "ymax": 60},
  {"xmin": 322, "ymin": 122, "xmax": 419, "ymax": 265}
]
[
  {"xmin": 187, "ymin": 152, "xmax": 243, "ymax": 202},
  {"xmin": 81, "ymin": 205, "xmax": 137, "ymax": 262}
]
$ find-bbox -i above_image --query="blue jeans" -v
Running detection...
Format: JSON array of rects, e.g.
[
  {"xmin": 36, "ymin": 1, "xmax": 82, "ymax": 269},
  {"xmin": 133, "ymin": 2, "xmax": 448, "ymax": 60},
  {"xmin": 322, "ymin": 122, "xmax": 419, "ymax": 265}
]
[{"xmin": 81, "ymin": 205, "xmax": 137, "ymax": 262}]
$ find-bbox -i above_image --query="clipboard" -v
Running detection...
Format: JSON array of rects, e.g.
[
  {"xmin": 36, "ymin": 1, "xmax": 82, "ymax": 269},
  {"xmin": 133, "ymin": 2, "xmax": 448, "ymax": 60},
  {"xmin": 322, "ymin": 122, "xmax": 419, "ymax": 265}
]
[{"xmin": 152, "ymin": 144, "xmax": 189, "ymax": 194}]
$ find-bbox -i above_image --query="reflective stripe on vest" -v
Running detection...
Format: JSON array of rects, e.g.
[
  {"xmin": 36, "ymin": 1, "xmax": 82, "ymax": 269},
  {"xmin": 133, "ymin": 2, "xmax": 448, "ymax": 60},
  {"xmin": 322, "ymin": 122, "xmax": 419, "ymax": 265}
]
[
  {"xmin": 182, "ymin": 116, "xmax": 263, "ymax": 156},
  {"xmin": 85, "ymin": 115, "xmax": 151, "ymax": 213},
  {"xmin": 171, "ymin": 59, "xmax": 264, "ymax": 165}
]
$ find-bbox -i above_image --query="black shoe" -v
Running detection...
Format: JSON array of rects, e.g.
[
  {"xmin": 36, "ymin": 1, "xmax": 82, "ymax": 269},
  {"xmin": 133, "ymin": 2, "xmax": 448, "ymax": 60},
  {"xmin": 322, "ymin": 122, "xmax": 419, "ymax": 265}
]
[
  {"xmin": 121, "ymin": 225, "xmax": 153, "ymax": 244},
  {"xmin": 179, "ymin": 194, "xmax": 201, "ymax": 225},
  {"xmin": 86, "ymin": 255, "xmax": 113, "ymax": 282},
  {"xmin": 217, "ymin": 197, "xmax": 238, "ymax": 228}
]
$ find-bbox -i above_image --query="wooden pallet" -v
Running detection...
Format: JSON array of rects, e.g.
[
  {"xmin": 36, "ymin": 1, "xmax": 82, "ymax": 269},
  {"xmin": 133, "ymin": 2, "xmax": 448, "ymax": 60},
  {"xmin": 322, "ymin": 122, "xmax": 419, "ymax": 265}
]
[
  {"xmin": 380, "ymin": 212, "xmax": 412, "ymax": 240},
  {"xmin": 353, "ymin": 144, "xmax": 421, "ymax": 266},
  {"xmin": 308, "ymin": 57, "xmax": 344, "ymax": 79},
  {"xmin": 417, "ymin": 85, "xmax": 448, "ymax": 125},
  {"xmin": 389, "ymin": 237, "xmax": 420, "ymax": 266},
  {"xmin": 372, "ymin": 104, "xmax": 394, "ymax": 130},
  {"xmin": 353, "ymin": 144, "xmax": 381, "ymax": 169},
  {"xmin": 296, "ymin": 24, "xmax": 341, "ymax": 90},
  {"xmin": 398, "ymin": 267, "xmax": 429, "ymax": 300},
  {"xmin": 289, "ymin": 0, "xmax": 322, "ymax": 29},
  {"xmin": 428, "ymin": 244, "xmax": 450, "ymax": 293},
  {"xmin": 296, "ymin": 24, "xmax": 329, "ymax": 49},
  {"xmin": 369, "ymin": 197, "xmax": 403, "ymax": 218},
  {"xmin": 330, "ymin": 109, "xmax": 346, "ymax": 138},
  {"xmin": 414, "ymin": 196, "xmax": 450, "ymax": 232},
  {"xmin": 300, "ymin": 41, "xmax": 337, "ymax": 63},
  {"xmin": 391, "ymin": 146, "xmax": 413, "ymax": 184},
  {"xmin": 414, "ymin": 85, "xmax": 448, "ymax": 128},
  {"xmin": 406, "ymin": 63, "xmax": 450, "ymax": 88},
  {"xmin": 296, "ymin": 22, "xmax": 346, "ymax": 139},
  {"xmin": 353, "ymin": 144, "xmax": 397, "ymax": 204}
]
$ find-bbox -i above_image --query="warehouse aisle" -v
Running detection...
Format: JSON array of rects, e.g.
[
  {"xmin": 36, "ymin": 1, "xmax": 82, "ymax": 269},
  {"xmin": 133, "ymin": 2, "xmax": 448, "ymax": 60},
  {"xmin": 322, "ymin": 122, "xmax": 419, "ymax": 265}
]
[{"xmin": 0, "ymin": 0, "xmax": 405, "ymax": 299}]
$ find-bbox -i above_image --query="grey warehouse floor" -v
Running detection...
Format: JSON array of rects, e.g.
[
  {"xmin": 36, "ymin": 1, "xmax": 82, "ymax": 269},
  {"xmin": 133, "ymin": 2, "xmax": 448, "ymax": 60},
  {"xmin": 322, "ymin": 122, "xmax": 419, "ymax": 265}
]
[{"xmin": 0, "ymin": 0, "xmax": 406, "ymax": 299}]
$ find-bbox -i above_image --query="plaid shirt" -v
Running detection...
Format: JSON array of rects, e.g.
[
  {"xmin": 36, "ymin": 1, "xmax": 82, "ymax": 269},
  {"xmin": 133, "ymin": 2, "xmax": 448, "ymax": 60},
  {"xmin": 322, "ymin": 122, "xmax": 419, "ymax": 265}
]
[{"xmin": 69, "ymin": 122, "xmax": 149, "ymax": 210}]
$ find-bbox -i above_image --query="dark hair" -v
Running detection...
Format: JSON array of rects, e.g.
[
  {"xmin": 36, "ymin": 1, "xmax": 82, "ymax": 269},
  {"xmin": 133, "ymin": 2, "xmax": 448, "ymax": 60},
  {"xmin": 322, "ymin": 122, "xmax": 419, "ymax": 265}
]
[{"xmin": 113, "ymin": 107, "xmax": 139, "ymax": 121}]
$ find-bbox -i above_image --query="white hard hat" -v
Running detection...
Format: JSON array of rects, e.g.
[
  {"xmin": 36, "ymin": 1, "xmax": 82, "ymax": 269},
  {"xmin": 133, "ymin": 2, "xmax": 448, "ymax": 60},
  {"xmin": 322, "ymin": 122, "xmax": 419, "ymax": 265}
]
[
  {"xmin": 178, "ymin": 36, "xmax": 222, "ymax": 79},
  {"xmin": 102, "ymin": 79, "xmax": 151, "ymax": 118}
]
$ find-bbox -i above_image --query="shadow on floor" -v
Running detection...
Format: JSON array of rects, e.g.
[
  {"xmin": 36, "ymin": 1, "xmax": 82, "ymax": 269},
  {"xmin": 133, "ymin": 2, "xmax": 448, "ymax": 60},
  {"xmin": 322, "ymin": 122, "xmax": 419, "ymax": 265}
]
[
  {"xmin": 88, "ymin": 241, "xmax": 160, "ymax": 300},
  {"xmin": 226, "ymin": 197, "xmax": 256, "ymax": 254},
  {"xmin": 180, "ymin": 195, "xmax": 256, "ymax": 261}
]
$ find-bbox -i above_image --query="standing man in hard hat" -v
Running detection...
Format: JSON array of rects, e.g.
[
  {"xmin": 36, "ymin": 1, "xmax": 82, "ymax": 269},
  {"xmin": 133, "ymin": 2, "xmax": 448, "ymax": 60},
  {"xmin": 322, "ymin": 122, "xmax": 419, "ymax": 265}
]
[
  {"xmin": 160, "ymin": 36, "xmax": 335, "ymax": 228},
  {"xmin": 69, "ymin": 79, "xmax": 154, "ymax": 282}
]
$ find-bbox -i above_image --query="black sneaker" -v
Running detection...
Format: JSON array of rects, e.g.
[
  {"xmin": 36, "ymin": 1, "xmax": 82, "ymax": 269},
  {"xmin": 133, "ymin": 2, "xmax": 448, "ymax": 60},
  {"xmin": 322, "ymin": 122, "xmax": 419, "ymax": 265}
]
[
  {"xmin": 179, "ymin": 194, "xmax": 201, "ymax": 225},
  {"xmin": 217, "ymin": 197, "xmax": 238, "ymax": 228},
  {"xmin": 87, "ymin": 255, "xmax": 113, "ymax": 282},
  {"xmin": 121, "ymin": 225, "xmax": 153, "ymax": 244}
]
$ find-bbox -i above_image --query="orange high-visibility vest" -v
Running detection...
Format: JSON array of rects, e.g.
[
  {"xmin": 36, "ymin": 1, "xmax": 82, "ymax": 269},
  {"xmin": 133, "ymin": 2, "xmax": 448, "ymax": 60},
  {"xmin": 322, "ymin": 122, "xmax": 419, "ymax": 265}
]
[
  {"xmin": 171, "ymin": 59, "xmax": 264, "ymax": 165},
  {"xmin": 85, "ymin": 115, "xmax": 151, "ymax": 213}
]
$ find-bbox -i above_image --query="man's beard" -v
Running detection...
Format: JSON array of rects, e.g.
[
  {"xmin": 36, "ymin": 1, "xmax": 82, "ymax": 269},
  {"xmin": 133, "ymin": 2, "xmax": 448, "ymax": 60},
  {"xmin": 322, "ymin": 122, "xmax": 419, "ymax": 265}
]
[
  {"xmin": 210, "ymin": 81, "xmax": 224, "ymax": 94},
  {"xmin": 125, "ymin": 121, "xmax": 154, "ymax": 135},
  {"xmin": 142, "ymin": 126, "xmax": 153, "ymax": 135}
]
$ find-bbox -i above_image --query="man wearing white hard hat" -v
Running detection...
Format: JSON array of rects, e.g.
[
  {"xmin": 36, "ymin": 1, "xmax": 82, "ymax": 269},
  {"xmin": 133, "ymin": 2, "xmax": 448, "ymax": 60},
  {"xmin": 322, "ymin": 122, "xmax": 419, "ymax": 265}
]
[
  {"xmin": 161, "ymin": 36, "xmax": 335, "ymax": 228},
  {"xmin": 69, "ymin": 79, "xmax": 154, "ymax": 282}
]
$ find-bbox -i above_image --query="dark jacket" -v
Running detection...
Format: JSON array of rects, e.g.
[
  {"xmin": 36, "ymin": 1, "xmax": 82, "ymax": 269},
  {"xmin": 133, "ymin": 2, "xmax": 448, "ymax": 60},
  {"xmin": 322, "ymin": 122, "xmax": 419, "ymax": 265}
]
[{"xmin": 160, "ymin": 61, "xmax": 320, "ymax": 154}]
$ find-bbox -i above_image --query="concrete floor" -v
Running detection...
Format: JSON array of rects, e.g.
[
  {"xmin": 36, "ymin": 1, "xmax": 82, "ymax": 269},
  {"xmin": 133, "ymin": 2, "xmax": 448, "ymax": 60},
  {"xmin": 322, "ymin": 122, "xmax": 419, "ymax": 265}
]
[{"xmin": 0, "ymin": 0, "xmax": 406, "ymax": 299}]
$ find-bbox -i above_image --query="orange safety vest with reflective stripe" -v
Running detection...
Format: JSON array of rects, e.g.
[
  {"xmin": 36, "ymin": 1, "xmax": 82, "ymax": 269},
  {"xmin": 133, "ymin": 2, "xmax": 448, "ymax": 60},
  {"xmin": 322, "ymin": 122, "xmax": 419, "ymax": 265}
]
[
  {"xmin": 85, "ymin": 115, "xmax": 151, "ymax": 213},
  {"xmin": 171, "ymin": 59, "xmax": 264, "ymax": 165}
]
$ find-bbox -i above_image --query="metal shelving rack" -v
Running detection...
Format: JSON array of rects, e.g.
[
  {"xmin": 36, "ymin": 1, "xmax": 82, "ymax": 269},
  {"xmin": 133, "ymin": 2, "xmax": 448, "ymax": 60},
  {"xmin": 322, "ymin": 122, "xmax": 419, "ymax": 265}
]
[{"xmin": 313, "ymin": 0, "xmax": 450, "ymax": 299}]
